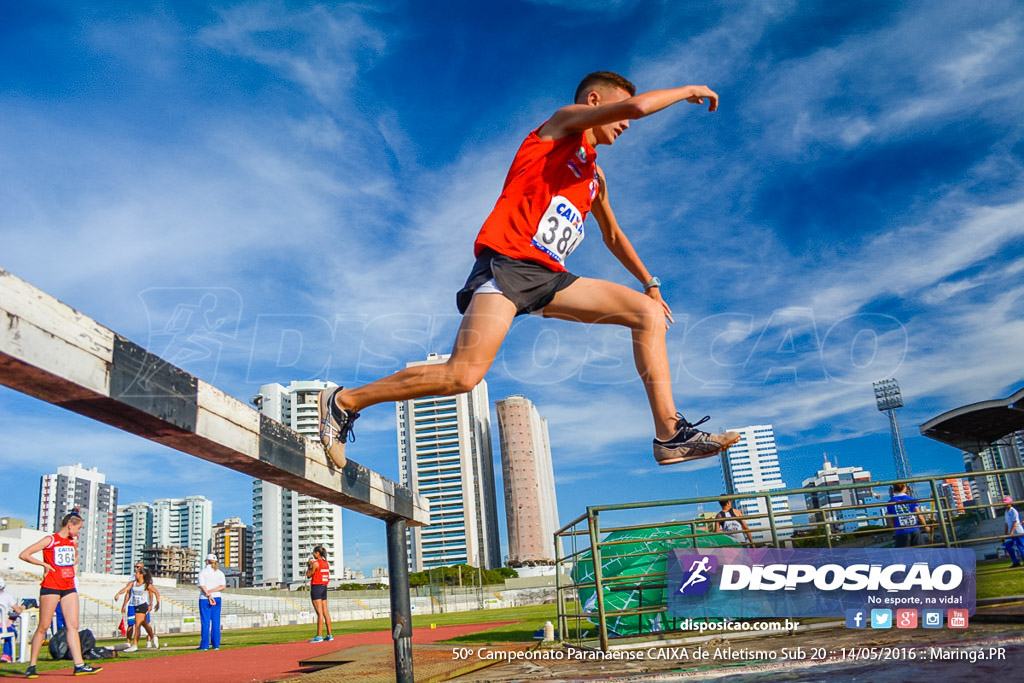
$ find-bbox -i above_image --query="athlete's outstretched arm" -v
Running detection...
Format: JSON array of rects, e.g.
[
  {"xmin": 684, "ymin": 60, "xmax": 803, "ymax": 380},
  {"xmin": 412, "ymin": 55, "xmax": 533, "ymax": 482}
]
[
  {"xmin": 590, "ymin": 167, "xmax": 674, "ymax": 324},
  {"xmin": 545, "ymin": 85, "xmax": 718, "ymax": 137}
]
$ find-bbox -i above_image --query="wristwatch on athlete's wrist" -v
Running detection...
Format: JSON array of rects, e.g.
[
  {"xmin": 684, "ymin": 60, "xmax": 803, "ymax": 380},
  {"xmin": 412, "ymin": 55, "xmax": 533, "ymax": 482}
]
[{"xmin": 644, "ymin": 276, "xmax": 662, "ymax": 290}]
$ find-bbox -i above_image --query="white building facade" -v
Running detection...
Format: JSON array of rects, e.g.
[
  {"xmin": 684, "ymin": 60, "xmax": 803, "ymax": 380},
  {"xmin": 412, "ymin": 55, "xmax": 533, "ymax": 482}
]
[
  {"xmin": 37, "ymin": 464, "xmax": 118, "ymax": 574},
  {"xmin": 252, "ymin": 380, "xmax": 343, "ymax": 586},
  {"xmin": 152, "ymin": 496, "xmax": 213, "ymax": 575},
  {"xmin": 801, "ymin": 455, "xmax": 876, "ymax": 533},
  {"xmin": 397, "ymin": 354, "xmax": 501, "ymax": 570},
  {"xmin": 113, "ymin": 502, "xmax": 154, "ymax": 575},
  {"xmin": 721, "ymin": 425, "xmax": 793, "ymax": 543}
]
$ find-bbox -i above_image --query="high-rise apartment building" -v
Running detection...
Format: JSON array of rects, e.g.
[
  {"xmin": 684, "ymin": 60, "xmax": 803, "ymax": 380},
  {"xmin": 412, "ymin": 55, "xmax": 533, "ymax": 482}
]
[
  {"xmin": 114, "ymin": 502, "xmax": 154, "ymax": 575},
  {"xmin": 495, "ymin": 395, "xmax": 559, "ymax": 566},
  {"xmin": 962, "ymin": 432, "xmax": 1024, "ymax": 513},
  {"xmin": 938, "ymin": 478, "xmax": 975, "ymax": 514},
  {"xmin": 721, "ymin": 425, "xmax": 793, "ymax": 543},
  {"xmin": 252, "ymin": 380, "xmax": 343, "ymax": 586},
  {"xmin": 113, "ymin": 497, "xmax": 213, "ymax": 577},
  {"xmin": 152, "ymin": 496, "xmax": 213, "ymax": 571},
  {"xmin": 213, "ymin": 517, "xmax": 253, "ymax": 587},
  {"xmin": 397, "ymin": 354, "xmax": 500, "ymax": 570},
  {"xmin": 801, "ymin": 455, "xmax": 875, "ymax": 533},
  {"xmin": 38, "ymin": 464, "xmax": 118, "ymax": 574}
]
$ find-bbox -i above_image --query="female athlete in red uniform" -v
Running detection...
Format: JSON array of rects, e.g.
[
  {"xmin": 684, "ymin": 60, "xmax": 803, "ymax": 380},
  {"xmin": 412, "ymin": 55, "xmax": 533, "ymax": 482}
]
[
  {"xmin": 306, "ymin": 545, "xmax": 334, "ymax": 642},
  {"xmin": 18, "ymin": 509, "xmax": 102, "ymax": 677}
]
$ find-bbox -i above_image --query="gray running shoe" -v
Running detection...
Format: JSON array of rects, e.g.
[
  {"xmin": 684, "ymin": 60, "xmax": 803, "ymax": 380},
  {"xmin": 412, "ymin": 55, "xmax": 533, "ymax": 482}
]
[
  {"xmin": 317, "ymin": 387, "xmax": 360, "ymax": 468},
  {"xmin": 653, "ymin": 414, "xmax": 740, "ymax": 466}
]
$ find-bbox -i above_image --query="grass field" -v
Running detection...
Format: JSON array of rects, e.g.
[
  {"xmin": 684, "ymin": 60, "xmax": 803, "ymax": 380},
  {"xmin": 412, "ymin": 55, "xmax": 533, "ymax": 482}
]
[
  {"xmin": 976, "ymin": 558, "xmax": 1024, "ymax": 599},
  {"xmin": 0, "ymin": 603, "xmax": 560, "ymax": 676}
]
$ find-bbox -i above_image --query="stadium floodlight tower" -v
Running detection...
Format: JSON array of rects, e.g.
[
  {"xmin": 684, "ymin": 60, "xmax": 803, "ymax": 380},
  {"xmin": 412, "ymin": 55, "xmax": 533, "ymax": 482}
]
[{"xmin": 874, "ymin": 378, "xmax": 913, "ymax": 481}]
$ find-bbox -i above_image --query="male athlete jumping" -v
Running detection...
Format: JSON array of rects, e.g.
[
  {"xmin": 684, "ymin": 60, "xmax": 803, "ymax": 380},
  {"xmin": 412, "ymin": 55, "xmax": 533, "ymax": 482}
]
[{"xmin": 319, "ymin": 71, "xmax": 740, "ymax": 467}]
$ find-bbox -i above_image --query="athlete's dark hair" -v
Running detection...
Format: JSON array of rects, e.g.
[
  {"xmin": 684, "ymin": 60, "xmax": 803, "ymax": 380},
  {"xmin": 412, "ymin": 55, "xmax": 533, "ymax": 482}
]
[
  {"xmin": 718, "ymin": 499, "xmax": 732, "ymax": 509},
  {"xmin": 138, "ymin": 568, "xmax": 153, "ymax": 586},
  {"xmin": 60, "ymin": 509, "xmax": 83, "ymax": 527},
  {"xmin": 892, "ymin": 482, "xmax": 908, "ymax": 493},
  {"xmin": 574, "ymin": 71, "xmax": 636, "ymax": 103},
  {"xmin": 313, "ymin": 545, "xmax": 328, "ymax": 561}
]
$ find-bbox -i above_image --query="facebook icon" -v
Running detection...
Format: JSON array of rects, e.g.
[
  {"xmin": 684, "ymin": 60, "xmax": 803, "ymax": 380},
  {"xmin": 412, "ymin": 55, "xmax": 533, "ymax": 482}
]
[{"xmin": 846, "ymin": 609, "xmax": 866, "ymax": 629}]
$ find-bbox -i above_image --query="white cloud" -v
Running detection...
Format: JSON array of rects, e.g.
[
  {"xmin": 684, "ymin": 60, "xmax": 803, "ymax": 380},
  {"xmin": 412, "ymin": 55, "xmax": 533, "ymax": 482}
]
[{"xmin": 199, "ymin": 3, "xmax": 387, "ymax": 105}]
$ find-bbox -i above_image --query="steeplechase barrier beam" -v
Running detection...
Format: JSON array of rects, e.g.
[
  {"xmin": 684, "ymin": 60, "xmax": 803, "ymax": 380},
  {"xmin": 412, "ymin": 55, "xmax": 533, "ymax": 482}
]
[{"xmin": 0, "ymin": 267, "xmax": 428, "ymax": 682}]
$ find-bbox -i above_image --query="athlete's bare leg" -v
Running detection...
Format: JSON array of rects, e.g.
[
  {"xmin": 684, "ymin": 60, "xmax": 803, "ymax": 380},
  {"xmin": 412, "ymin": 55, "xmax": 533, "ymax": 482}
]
[
  {"xmin": 334, "ymin": 293, "xmax": 517, "ymax": 412},
  {"xmin": 541, "ymin": 277, "xmax": 678, "ymax": 440}
]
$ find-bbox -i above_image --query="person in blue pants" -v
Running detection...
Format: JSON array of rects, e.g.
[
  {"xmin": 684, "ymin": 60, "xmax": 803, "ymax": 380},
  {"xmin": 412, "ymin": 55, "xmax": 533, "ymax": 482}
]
[
  {"xmin": 1003, "ymin": 496, "xmax": 1024, "ymax": 567},
  {"xmin": 197, "ymin": 554, "xmax": 226, "ymax": 650}
]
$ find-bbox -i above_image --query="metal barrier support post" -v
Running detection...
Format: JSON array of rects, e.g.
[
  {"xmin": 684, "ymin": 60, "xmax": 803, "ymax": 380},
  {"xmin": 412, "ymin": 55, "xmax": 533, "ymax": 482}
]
[
  {"xmin": 586, "ymin": 509, "xmax": 610, "ymax": 652},
  {"xmin": 386, "ymin": 518, "xmax": 414, "ymax": 683},
  {"xmin": 928, "ymin": 482, "xmax": 952, "ymax": 548},
  {"xmin": 555, "ymin": 531, "xmax": 567, "ymax": 645},
  {"xmin": 764, "ymin": 493, "xmax": 779, "ymax": 547}
]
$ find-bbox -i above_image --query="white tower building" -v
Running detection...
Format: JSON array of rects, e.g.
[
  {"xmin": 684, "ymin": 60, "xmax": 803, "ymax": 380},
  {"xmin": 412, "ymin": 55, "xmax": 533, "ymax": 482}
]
[
  {"xmin": 720, "ymin": 425, "xmax": 793, "ymax": 543},
  {"xmin": 38, "ymin": 464, "xmax": 118, "ymax": 574},
  {"xmin": 152, "ymin": 495, "xmax": 213, "ymax": 574},
  {"xmin": 252, "ymin": 380, "xmax": 344, "ymax": 586},
  {"xmin": 397, "ymin": 354, "xmax": 500, "ymax": 570},
  {"xmin": 114, "ymin": 502, "xmax": 154, "ymax": 575}
]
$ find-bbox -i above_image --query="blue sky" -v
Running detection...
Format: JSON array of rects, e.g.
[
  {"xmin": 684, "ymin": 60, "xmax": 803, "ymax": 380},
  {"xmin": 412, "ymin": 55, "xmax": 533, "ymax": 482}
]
[{"xmin": 1, "ymin": 1, "xmax": 1022, "ymax": 571}]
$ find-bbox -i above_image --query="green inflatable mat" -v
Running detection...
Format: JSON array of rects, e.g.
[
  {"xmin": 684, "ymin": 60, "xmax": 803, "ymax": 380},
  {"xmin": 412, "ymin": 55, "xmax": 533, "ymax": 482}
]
[{"xmin": 572, "ymin": 523, "xmax": 735, "ymax": 636}]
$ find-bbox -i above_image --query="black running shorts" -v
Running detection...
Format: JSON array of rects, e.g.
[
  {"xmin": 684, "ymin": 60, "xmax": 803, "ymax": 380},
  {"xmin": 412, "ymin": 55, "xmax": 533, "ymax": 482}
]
[
  {"xmin": 456, "ymin": 248, "xmax": 579, "ymax": 316},
  {"xmin": 310, "ymin": 584, "xmax": 328, "ymax": 601}
]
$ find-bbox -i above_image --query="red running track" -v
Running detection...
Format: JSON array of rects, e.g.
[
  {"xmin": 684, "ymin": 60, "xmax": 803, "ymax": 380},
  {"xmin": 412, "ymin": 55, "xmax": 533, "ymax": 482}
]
[{"xmin": 31, "ymin": 621, "xmax": 518, "ymax": 682}]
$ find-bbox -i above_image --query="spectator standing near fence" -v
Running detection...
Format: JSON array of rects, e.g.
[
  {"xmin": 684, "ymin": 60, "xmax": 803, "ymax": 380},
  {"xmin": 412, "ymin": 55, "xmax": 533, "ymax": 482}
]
[
  {"xmin": 306, "ymin": 546, "xmax": 334, "ymax": 643},
  {"xmin": 886, "ymin": 483, "xmax": 928, "ymax": 548},
  {"xmin": 1003, "ymin": 496, "xmax": 1024, "ymax": 568},
  {"xmin": 715, "ymin": 499, "xmax": 755, "ymax": 546},
  {"xmin": 197, "ymin": 554, "xmax": 226, "ymax": 651}
]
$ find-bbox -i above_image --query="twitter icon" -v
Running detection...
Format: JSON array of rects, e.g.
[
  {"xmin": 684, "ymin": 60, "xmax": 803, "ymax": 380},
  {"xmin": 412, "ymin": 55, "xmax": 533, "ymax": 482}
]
[{"xmin": 871, "ymin": 609, "xmax": 892, "ymax": 629}]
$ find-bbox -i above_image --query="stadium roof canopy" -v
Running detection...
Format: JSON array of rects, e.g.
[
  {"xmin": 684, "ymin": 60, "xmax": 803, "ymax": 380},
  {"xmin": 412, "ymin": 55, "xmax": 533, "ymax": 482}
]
[{"xmin": 919, "ymin": 385, "xmax": 1024, "ymax": 455}]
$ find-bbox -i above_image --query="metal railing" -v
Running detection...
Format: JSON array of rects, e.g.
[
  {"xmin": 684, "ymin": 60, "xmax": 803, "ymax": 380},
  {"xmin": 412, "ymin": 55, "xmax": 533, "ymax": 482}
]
[{"xmin": 555, "ymin": 466, "xmax": 1024, "ymax": 651}]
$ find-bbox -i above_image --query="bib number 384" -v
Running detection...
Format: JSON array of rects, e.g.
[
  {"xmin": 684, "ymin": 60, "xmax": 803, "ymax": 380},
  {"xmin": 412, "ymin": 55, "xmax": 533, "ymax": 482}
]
[{"xmin": 532, "ymin": 195, "xmax": 584, "ymax": 265}]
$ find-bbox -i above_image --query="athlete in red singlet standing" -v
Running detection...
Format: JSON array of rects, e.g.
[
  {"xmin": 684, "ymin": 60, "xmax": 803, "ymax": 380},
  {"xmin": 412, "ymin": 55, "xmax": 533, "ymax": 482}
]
[
  {"xmin": 306, "ymin": 546, "xmax": 334, "ymax": 643},
  {"xmin": 319, "ymin": 72, "xmax": 740, "ymax": 468},
  {"xmin": 18, "ymin": 509, "xmax": 102, "ymax": 677}
]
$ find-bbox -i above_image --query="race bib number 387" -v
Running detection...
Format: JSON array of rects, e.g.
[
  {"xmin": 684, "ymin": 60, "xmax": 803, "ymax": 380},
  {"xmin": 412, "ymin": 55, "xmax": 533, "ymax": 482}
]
[{"xmin": 532, "ymin": 195, "xmax": 584, "ymax": 264}]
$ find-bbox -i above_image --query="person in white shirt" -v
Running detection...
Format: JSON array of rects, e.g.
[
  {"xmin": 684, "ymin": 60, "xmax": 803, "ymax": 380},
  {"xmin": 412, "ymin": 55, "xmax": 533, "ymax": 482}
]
[
  {"xmin": 196, "ymin": 554, "xmax": 226, "ymax": 650},
  {"xmin": 1004, "ymin": 496, "xmax": 1024, "ymax": 568},
  {"xmin": 0, "ymin": 577, "xmax": 27, "ymax": 663}
]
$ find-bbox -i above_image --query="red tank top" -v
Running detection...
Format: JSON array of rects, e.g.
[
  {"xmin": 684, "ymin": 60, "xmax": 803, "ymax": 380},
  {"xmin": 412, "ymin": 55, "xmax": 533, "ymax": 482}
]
[
  {"xmin": 474, "ymin": 127, "xmax": 599, "ymax": 272},
  {"xmin": 311, "ymin": 558, "xmax": 330, "ymax": 586},
  {"xmin": 41, "ymin": 534, "xmax": 77, "ymax": 591}
]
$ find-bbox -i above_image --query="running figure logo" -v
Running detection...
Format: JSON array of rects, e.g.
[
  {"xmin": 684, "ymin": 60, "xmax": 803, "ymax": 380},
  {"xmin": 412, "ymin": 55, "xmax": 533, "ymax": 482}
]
[{"xmin": 677, "ymin": 555, "xmax": 718, "ymax": 596}]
